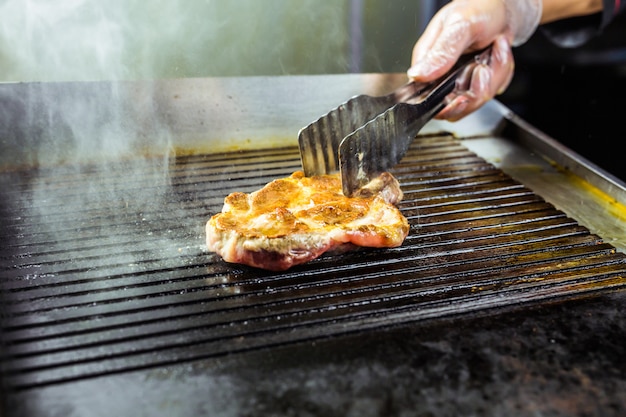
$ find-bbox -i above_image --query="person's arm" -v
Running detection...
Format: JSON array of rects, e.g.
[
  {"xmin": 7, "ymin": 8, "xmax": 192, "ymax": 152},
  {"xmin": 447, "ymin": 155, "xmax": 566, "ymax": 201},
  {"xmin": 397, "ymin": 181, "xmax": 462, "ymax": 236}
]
[
  {"xmin": 542, "ymin": 0, "xmax": 602, "ymax": 23},
  {"xmin": 542, "ymin": 0, "xmax": 621, "ymax": 47},
  {"xmin": 407, "ymin": 0, "xmax": 605, "ymax": 121}
]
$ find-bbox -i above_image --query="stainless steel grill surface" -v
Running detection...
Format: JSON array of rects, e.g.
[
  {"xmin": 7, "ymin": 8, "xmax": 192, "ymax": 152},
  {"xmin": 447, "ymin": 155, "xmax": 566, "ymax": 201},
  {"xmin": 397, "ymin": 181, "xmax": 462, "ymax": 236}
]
[{"xmin": 2, "ymin": 133, "xmax": 625, "ymax": 393}]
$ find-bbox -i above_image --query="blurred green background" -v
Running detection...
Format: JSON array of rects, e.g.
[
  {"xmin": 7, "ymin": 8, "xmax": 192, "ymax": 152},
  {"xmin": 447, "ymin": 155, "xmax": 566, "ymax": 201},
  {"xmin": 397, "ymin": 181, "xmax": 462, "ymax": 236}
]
[{"xmin": 0, "ymin": 0, "xmax": 430, "ymax": 82}]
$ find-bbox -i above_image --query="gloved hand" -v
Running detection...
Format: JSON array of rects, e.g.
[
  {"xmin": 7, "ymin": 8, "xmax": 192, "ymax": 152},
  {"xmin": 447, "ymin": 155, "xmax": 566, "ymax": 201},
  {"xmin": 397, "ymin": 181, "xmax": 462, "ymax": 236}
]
[{"xmin": 407, "ymin": 0, "xmax": 542, "ymax": 121}]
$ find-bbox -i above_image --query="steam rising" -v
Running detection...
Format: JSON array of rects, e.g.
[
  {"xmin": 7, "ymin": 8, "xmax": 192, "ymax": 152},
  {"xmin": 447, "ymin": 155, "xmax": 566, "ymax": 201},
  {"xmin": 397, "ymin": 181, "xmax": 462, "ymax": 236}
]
[
  {"xmin": 0, "ymin": 0, "xmax": 352, "ymax": 82},
  {"xmin": 1, "ymin": 0, "xmax": 129, "ymax": 81},
  {"xmin": 0, "ymin": 0, "xmax": 180, "ymax": 258},
  {"xmin": 0, "ymin": 0, "xmax": 358, "ymax": 172},
  {"xmin": 0, "ymin": 1, "xmax": 422, "ymax": 263}
]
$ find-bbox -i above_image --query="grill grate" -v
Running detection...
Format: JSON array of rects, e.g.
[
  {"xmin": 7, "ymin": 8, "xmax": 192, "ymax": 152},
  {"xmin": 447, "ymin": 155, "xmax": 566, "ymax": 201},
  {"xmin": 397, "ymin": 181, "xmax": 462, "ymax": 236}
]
[{"xmin": 1, "ymin": 133, "xmax": 625, "ymax": 391}]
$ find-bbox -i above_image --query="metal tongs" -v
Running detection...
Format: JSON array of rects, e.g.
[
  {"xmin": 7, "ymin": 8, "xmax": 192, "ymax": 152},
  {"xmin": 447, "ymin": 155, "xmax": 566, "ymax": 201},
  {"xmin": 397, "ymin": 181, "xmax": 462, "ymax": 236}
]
[{"xmin": 298, "ymin": 46, "xmax": 492, "ymax": 197}]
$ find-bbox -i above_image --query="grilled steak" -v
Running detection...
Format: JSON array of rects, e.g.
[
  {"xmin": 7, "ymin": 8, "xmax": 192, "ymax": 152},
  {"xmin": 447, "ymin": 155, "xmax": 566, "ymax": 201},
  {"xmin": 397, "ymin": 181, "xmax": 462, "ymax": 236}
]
[{"xmin": 206, "ymin": 171, "xmax": 409, "ymax": 271}]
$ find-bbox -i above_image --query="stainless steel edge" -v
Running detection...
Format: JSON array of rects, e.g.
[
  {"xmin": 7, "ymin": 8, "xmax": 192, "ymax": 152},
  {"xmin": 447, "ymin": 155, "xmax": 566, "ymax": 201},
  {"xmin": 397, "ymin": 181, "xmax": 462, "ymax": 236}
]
[
  {"xmin": 430, "ymin": 99, "xmax": 626, "ymax": 203},
  {"xmin": 504, "ymin": 107, "xmax": 626, "ymax": 203},
  {"xmin": 430, "ymin": 100, "xmax": 626, "ymax": 252}
]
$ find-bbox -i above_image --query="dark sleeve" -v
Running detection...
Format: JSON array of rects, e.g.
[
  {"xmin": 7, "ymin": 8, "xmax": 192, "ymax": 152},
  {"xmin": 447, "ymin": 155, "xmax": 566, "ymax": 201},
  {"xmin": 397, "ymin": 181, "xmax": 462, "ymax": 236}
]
[
  {"xmin": 540, "ymin": 0, "xmax": 626, "ymax": 48},
  {"xmin": 600, "ymin": 0, "xmax": 626, "ymax": 28}
]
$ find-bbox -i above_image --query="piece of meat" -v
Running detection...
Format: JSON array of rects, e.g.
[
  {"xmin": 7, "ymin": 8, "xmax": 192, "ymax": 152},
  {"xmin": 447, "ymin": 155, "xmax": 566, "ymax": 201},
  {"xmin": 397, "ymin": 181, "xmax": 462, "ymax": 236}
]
[{"xmin": 206, "ymin": 171, "xmax": 409, "ymax": 271}]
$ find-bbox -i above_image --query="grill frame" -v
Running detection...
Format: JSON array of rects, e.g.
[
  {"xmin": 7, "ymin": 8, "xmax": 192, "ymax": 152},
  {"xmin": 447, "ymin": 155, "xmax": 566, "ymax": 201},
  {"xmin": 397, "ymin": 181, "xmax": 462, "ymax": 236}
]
[{"xmin": 1, "ymin": 74, "xmax": 625, "ymax": 416}]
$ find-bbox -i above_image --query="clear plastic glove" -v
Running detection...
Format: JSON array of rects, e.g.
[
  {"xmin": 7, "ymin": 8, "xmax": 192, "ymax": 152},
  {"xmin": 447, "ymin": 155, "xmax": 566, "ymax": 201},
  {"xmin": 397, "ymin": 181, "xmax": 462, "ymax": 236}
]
[{"xmin": 407, "ymin": 0, "xmax": 542, "ymax": 121}]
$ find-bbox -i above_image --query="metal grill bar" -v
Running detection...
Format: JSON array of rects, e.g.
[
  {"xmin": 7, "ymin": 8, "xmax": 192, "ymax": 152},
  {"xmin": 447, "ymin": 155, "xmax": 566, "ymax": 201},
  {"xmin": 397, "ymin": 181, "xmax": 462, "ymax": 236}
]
[{"xmin": 1, "ymin": 134, "xmax": 625, "ymax": 391}]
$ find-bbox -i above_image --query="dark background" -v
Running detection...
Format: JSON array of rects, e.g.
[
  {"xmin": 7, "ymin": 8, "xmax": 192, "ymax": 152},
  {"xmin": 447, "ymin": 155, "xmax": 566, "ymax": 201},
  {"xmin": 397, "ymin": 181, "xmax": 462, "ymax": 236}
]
[{"xmin": 499, "ymin": 12, "xmax": 626, "ymax": 182}]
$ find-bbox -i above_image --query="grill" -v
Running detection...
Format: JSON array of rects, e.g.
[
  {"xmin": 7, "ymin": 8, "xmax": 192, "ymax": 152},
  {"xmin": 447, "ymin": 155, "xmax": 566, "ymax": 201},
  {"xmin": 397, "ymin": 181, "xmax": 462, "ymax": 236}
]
[
  {"xmin": 1, "ymin": 74, "xmax": 625, "ymax": 416},
  {"xmin": 2, "ymin": 132, "xmax": 625, "ymax": 391}
]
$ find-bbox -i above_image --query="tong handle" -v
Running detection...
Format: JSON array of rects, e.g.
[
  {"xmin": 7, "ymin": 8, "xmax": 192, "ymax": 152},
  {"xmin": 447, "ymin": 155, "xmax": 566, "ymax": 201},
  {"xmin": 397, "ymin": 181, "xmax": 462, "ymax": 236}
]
[
  {"xmin": 401, "ymin": 46, "xmax": 493, "ymax": 137},
  {"xmin": 405, "ymin": 45, "xmax": 494, "ymax": 143},
  {"xmin": 403, "ymin": 45, "xmax": 493, "ymax": 107},
  {"xmin": 339, "ymin": 46, "xmax": 492, "ymax": 197}
]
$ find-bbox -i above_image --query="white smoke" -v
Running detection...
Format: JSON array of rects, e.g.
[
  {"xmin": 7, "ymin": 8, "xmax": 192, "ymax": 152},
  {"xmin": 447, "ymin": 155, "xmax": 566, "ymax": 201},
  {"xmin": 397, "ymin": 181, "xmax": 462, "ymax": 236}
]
[
  {"xmin": 0, "ymin": 0, "xmax": 130, "ymax": 81},
  {"xmin": 0, "ymin": 0, "xmax": 353, "ymax": 82}
]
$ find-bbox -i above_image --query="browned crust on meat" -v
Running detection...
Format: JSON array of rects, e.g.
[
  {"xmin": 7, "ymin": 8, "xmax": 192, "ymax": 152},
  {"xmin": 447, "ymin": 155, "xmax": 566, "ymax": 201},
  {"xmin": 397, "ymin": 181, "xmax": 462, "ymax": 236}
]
[{"xmin": 206, "ymin": 171, "xmax": 409, "ymax": 271}]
